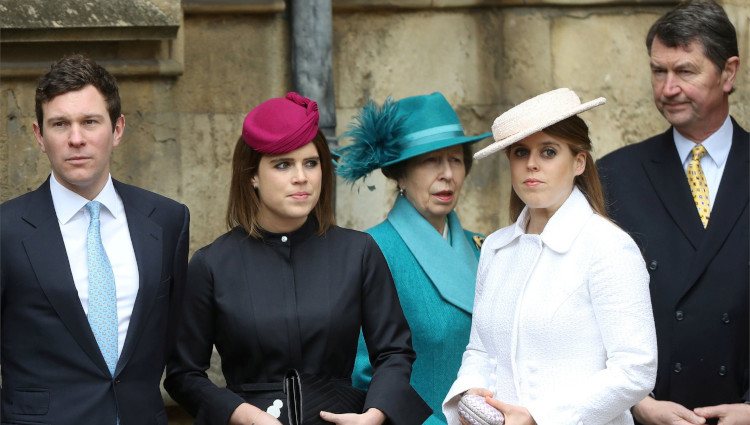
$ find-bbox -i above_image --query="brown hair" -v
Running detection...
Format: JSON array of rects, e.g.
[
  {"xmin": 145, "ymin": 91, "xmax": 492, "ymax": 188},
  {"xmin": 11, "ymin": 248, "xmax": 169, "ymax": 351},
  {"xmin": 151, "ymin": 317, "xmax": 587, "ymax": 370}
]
[
  {"xmin": 382, "ymin": 143, "xmax": 474, "ymax": 184},
  {"xmin": 507, "ymin": 115, "xmax": 608, "ymax": 222},
  {"xmin": 35, "ymin": 54, "xmax": 121, "ymax": 135},
  {"xmin": 226, "ymin": 131, "xmax": 335, "ymax": 238}
]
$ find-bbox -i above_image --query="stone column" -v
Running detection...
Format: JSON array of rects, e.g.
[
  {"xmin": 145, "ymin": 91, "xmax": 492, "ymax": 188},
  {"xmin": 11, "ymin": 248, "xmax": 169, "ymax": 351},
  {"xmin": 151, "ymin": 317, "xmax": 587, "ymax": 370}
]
[{"xmin": 289, "ymin": 0, "xmax": 337, "ymax": 147}]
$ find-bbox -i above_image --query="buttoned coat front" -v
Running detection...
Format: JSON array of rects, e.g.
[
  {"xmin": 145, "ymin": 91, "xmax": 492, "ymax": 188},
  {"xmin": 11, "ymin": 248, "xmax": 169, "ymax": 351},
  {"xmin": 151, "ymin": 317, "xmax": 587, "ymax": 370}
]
[
  {"xmin": 443, "ymin": 188, "xmax": 657, "ymax": 425},
  {"xmin": 165, "ymin": 218, "xmax": 431, "ymax": 425},
  {"xmin": 598, "ymin": 118, "xmax": 749, "ymax": 407}
]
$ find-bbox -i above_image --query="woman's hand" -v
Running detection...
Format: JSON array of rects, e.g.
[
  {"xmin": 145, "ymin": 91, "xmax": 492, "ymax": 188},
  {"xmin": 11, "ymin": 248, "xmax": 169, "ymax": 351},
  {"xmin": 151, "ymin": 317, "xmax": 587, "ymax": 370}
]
[
  {"xmin": 320, "ymin": 407, "xmax": 386, "ymax": 425},
  {"xmin": 466, "ymin": 388, "xmax": 494, "ymax": 397},
  {"xmin": 229, "ymin": 403, "xmax": 284, "ymax": 425},
  {"xmin": 458, "ymin": 388, "xmax": 495, "ymax": 425},
  {"xmin": 485, "ymin": 397, "xmax": 536, "ymax": 425}
]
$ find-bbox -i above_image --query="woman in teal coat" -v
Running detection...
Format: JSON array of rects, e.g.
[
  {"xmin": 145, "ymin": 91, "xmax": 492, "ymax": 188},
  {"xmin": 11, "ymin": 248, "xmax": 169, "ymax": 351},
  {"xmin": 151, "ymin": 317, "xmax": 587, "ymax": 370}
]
[{"xmin": 337, "ymin": 92, "xmax": 489, "ymax": 424}]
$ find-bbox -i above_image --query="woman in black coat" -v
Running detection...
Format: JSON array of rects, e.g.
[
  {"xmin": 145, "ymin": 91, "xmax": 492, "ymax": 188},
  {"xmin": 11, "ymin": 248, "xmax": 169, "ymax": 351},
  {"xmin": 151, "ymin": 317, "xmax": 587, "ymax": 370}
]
[{"xmin": 165, "ymin": 93, "xmax": 430, "ymax": 425}]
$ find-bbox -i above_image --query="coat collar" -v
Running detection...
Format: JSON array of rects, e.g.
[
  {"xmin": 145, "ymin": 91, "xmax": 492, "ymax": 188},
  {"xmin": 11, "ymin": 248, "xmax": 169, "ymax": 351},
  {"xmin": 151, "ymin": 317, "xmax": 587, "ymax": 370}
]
[
  {"xmin": 21, "ymin": 178, "xmax": 164, "ymax": 378},
  {"xmin": 22, "ymin": 179, "xmax": 113, "ymax": 376},
  {"xmin": 258, "ymin": 215, "xmax": 318, "ymax": 245},
  {"xmin": 642, "ymin": 128, "xmax": 707, "ymax": 249},
  {"xmin": 675, "ymin": 118, "xmax": 749, "ymax": 303},
  {"xmin": 387, "ymin": 196, "xmax": 478, "ymax": 314},
  {"xmin": 485, "ymin": 187, "xmax": 594, "ymax": 254},
  {"xmin": 111, "ymin": 180, "xmax": 163, "ymax": 376}
]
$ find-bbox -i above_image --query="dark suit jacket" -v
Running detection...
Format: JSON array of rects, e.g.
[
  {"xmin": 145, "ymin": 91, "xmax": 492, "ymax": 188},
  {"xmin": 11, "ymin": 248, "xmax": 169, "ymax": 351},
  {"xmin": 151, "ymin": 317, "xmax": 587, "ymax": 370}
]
[
  {"xmin": 598, "ymin": 118, "xmax": 749, "ymax": 408},
  {"xmin": 1, "ymin": 178, "xmax": 189, "ymax": 425}
]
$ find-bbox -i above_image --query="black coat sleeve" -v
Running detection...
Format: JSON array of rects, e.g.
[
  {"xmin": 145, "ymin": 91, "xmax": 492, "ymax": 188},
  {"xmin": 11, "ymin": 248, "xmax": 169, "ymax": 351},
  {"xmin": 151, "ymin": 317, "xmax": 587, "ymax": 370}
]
[
  {"xmin": 166, "ymin": 205, "xmax": 190, "ymax": 358},
  {"xmin": 165, "ymin": 248, "xmax": 245, "ymax": 425},
  {"xmin": 359, "ymin": 236, "xmax": 431, "ymax": 424}
]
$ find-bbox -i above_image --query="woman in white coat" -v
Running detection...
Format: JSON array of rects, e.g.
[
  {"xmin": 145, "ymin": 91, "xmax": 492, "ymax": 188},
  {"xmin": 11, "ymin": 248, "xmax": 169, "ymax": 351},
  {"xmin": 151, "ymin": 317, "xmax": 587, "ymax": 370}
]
[{"xmin": 443, "ymin": 88, "xmax": 657, "ymax": 425}]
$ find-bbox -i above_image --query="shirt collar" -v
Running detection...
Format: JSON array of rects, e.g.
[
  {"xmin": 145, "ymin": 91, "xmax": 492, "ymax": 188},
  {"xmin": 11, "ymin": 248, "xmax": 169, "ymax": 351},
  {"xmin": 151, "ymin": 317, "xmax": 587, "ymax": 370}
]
[
  {"xmin": 50, "ymin": 174, "xmax": 121, "ymax": 224},
  {"xmin": 673, "ymin": 115, "xmax": 733, "ymax": 169},
  {"xmin": 484, "ymin": 187, "xmax": 594, "ymax": 253},
  {"xmin": 442, "ymin": 218, "xmax": 450, "ymax": 241}
]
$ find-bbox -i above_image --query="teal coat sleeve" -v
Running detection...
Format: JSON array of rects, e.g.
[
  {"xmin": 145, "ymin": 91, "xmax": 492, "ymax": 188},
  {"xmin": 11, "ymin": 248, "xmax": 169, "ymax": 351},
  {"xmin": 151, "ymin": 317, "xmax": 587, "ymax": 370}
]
[{"xmin": 353, "ymin": 331, "xmax": 373, "ymax": 390}]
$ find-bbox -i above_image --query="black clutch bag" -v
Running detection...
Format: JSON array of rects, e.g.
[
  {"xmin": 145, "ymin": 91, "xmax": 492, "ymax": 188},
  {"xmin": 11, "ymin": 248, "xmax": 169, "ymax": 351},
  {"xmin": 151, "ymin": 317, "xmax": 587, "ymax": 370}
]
[
  {"xmin": 231, "ymin": 370, "xmax": 366, "ymax": 425},
  {"xmin": 284, "ymin": 369, "xmax": 367, "ymax": 425}
]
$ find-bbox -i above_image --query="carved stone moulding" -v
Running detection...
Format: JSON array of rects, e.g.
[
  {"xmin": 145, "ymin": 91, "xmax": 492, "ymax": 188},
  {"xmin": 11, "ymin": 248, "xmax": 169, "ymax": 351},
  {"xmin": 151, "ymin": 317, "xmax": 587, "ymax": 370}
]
[{"xmin": 0, "ymin": 0, "xmax": 183, "ymax": 78}]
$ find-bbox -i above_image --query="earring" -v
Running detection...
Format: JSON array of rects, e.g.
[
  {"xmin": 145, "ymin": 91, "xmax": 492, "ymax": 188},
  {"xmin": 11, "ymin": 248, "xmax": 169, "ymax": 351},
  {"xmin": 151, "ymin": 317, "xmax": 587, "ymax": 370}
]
[{"xmin": 398, "ymin": 187, "xmax": 405, "ymax": 197}]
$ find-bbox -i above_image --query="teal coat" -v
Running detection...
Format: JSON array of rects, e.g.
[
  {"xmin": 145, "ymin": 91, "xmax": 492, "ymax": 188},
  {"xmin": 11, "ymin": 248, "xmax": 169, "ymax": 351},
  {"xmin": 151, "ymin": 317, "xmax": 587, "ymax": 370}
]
[{"xmin": 353, "ymin": 196, "xmax": 482, "ymax": 424}]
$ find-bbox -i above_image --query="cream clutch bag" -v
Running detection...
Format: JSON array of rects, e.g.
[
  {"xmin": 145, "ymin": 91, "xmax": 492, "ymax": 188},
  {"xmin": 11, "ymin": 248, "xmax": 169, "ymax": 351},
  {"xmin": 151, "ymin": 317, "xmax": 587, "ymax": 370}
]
[{"xmin": 457, "ymin": 394, "xmax": 505, "ymax": 425}]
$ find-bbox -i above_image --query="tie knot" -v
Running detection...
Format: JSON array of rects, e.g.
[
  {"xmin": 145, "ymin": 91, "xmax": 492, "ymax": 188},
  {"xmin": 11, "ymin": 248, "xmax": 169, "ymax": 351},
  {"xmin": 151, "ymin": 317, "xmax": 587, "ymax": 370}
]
[
  {"xmin": 85, "ymin": 201, "xmax": 102, "ymax": 220},
  {"xmin": 691, "ymin": 144, "xmax": 707, "ymax": 161}
]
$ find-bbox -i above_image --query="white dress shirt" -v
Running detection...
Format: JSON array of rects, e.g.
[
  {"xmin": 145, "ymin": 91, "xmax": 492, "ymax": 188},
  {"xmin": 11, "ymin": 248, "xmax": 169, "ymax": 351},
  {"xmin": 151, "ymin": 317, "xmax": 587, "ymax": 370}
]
[
  {"xmin": 50, "ymin": 173, "xmax": 139, "ymax": 357},
  {"xmin": 674, "ymin": 115, "xmax": 733, "ymax": 210},
  {"xmin": 443, "ymin": 188, "xmax": 657, "ymax": 425}
]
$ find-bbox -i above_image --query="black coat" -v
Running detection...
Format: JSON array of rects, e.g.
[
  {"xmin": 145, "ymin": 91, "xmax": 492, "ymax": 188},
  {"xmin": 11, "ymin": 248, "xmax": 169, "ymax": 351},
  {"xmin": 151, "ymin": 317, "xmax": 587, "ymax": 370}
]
[
  {"xmin": 165, "ymin": 217, "xmax": 430, "ymax": 425},
  {"xmin": 0, "ymin": 178, "xmax": 190, "ymax": 425},
  {"xmin": 597, "ymin": 118, "xmax": 749, "ymax": 408}
]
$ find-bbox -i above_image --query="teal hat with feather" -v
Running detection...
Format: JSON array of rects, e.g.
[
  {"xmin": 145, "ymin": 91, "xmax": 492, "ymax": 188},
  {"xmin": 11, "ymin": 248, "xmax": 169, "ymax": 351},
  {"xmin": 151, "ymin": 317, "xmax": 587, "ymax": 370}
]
[{"xmin": 336, "ymin": 92, "xmax": 491, "ymax": 182}]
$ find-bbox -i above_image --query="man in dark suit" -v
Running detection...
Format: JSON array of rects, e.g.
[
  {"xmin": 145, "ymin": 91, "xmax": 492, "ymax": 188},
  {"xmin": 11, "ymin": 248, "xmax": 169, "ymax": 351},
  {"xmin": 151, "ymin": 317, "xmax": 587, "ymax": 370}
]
[
  {"xmin": 598, "ymin": 1, "xmax": 748, "ymax": 424},
  {"xmin": 0, "ymin": 55, "xmax": 189, "ymax": 425}
]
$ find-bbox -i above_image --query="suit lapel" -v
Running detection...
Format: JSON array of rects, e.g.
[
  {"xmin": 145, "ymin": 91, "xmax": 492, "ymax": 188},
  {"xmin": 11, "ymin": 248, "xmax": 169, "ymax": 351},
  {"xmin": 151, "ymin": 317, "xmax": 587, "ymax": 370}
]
[
  {"xmin": 113, "ymin": 180, "xmax": 163, "ymax": 375},
  {"xmin": 642, "ymin": 130, "xmax": 705, "ymax": 250},
  {"xmin": 677, "ymin": 120, "xmax": 749, "ymax": 302},
  {"xmin": 21, "ymin": 180, "xmax": 111, "ymax": 376}
]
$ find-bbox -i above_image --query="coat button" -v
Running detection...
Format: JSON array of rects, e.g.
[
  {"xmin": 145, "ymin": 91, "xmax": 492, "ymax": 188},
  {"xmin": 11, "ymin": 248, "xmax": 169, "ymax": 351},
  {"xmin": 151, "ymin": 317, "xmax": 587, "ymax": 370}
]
[
  {"xmin": 281, "ymin": 236, "xmax": 288, "ymax": 243},
  {"xmin": 648, "ymin": 260, "xmax": 658, "ymax": 270},
  {"xmin": 719, "ymin": 365, "xmax": 727, "ymax": 376},
  {"xmin": 673, "ymin": 362, "xmax": 682, "ymax": 373},
  {"xmin": 675, "ymin": 310, "xmax": 684, "ymax": 321},
  {"xmin": 114, "ymin": 379, "xmax": 121, "ymax": 384},
  {"xmin": 721, "ymin": 313, "xmax": 730, "ymax": 324}
]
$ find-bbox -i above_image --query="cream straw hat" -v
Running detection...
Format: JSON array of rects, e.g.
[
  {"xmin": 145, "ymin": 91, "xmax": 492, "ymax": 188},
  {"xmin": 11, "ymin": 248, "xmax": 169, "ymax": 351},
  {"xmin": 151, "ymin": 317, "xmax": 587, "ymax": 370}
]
[{"xmin": 474, "ymin": 88, "xmax": 606, "ymax": 160}]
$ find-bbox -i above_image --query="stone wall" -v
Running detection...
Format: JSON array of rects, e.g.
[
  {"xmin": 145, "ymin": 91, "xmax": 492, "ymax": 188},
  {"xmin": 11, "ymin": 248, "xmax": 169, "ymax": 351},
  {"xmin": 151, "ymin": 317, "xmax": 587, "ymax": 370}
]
[
  {"xmin": 333, "ymin": 2, "xmax": 749, "ymax": 233},
  {"xmin": 1, "ymin": 1, "xmax": 748, "ymax": 423}
]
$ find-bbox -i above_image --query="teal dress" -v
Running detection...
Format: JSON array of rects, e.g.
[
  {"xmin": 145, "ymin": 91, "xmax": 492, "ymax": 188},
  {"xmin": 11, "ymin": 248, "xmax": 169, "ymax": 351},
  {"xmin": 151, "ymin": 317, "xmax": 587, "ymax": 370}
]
[{"xmin": 353, "ymin": 196, "xmax": 482, "ymax": 424}]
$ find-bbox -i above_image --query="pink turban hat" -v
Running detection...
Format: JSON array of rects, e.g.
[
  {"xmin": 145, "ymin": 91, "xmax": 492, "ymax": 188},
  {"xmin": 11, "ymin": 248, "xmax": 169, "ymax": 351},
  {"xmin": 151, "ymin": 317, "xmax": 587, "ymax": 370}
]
[{"xmin": 242, "ymin": 92, "xmax": 320, "ymax": 154}]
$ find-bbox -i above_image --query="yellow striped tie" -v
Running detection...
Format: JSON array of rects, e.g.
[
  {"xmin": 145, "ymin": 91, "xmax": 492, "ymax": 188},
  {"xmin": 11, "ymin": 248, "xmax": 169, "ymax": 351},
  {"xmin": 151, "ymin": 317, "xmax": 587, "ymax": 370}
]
[{"xmin": 686, "ymin": 145, "xmax": 710, "ymax": 228}]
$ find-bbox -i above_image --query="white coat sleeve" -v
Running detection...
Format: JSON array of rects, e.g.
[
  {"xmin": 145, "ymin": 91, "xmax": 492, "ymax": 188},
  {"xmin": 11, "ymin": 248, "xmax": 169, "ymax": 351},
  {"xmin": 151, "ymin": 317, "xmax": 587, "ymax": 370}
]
[{"xmin": 527, "ymin": 228, "xmax": 658, "ymax": 425}]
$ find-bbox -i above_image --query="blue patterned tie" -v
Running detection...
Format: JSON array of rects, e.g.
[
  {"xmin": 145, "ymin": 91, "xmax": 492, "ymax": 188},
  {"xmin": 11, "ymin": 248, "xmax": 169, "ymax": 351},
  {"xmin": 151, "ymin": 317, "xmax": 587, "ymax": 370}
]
[{"xmin": 85, "ymin": 201, "xmax": 119, "ymax": 377}]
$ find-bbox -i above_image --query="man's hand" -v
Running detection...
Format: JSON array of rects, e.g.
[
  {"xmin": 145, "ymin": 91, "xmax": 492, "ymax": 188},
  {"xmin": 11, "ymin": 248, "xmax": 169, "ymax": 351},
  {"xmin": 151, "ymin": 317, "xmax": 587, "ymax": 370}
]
[
  {"xmin": 694, "ymin": 403, "xmax": 750, "ymax": 425},
  {"xmin": 485, "ymin": 397, "xmax": 536, "ymax": 425},
  {"xmin": 632, "ymin": 396, "xmax": 706, "ymax": 425}
]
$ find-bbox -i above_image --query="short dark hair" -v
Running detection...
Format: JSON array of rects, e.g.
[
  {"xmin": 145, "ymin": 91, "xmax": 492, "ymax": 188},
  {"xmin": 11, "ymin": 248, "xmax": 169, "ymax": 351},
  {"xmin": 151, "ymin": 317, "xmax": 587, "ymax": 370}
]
[
  {"xmin": 646, "ymin": 0, "xmax": 739, "ymax": 73},
  {"xmin": 35, "ymin": 54, "xmax": 121, "ymax": 135},
  {"xmin": 382, "ymin": 143, "xmax": 474, "ymax": 183},
  {"xmin": 226, "ymin": 131, "xmax": 335, "ymax": 238}
]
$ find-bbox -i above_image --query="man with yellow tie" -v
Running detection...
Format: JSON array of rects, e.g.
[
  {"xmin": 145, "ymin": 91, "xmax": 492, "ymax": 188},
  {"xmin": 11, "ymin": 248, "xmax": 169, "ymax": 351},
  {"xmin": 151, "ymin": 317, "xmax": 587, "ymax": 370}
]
[{"xmin": 598, "ymin": 1, "xmax": 749, "ymax": 424}]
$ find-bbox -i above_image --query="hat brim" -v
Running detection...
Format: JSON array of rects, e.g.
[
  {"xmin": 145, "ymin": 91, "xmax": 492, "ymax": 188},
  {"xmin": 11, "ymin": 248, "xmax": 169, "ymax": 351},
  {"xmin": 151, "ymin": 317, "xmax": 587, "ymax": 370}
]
[
  {"xmin": 473, "ymin": 97, "xmax": 606, "ymax": 160},
  {"xmin": 381, "ymin": 132, "xmax": 492, "ymax": 167}
]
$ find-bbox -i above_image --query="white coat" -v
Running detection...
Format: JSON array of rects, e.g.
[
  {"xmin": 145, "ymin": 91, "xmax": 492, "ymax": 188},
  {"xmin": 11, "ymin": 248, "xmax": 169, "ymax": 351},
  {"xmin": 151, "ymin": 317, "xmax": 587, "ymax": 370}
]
[{"xmin": 443, "ymin": 188, "xmax": 657, "ymax": 425}]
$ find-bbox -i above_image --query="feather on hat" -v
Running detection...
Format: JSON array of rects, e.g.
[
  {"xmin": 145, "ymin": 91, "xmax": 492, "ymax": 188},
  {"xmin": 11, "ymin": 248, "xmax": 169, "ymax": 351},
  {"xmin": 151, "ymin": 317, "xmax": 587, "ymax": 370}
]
[
  {"xmin": 337, "ymin": 98, "xmax": 405, "ymax": 182},
  {"xmin": 337, "ymin": 92, "xmax": 491, "ymax": 183}
]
